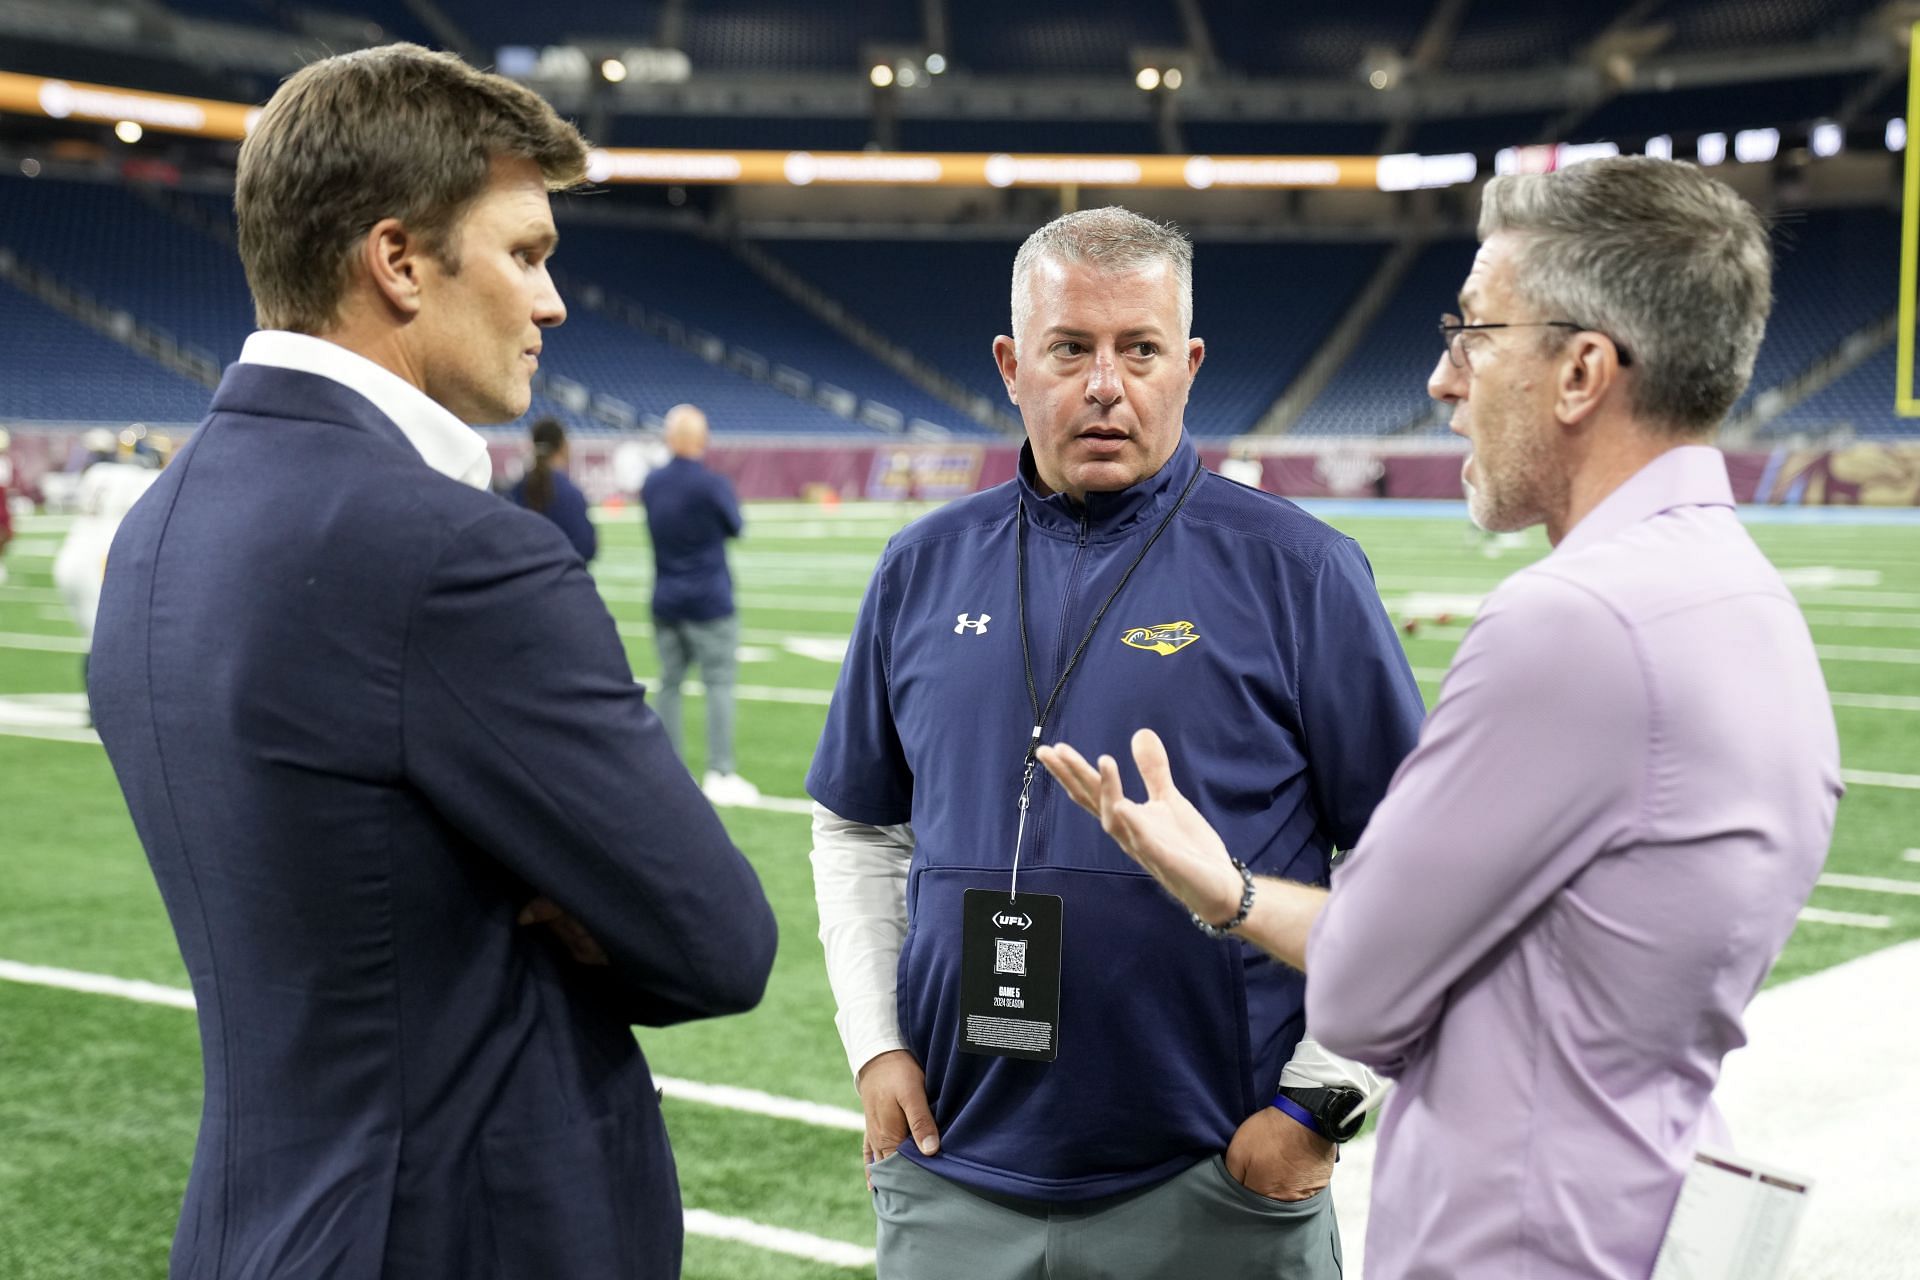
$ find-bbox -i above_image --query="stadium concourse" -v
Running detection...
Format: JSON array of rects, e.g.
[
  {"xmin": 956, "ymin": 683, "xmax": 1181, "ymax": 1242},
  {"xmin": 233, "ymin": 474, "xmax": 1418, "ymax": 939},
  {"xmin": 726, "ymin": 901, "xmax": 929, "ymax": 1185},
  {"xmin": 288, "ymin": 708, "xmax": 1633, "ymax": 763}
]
[{"xmin": 2, "ymin": 1, "xmax": 1920, "ymax": 1276}]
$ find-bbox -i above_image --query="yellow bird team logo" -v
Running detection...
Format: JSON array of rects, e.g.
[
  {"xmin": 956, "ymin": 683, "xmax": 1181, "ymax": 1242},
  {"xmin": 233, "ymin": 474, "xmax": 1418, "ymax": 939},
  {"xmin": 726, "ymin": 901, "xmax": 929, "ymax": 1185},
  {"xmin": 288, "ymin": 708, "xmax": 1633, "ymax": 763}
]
[{"xmin": 1120, "ymin": 620, "xmax": 1201, "ymax": 656}]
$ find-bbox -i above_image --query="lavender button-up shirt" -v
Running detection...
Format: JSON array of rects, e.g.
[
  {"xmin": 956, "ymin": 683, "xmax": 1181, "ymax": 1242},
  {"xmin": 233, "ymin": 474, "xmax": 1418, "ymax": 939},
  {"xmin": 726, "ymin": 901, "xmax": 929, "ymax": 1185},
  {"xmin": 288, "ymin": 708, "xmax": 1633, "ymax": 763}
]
[{"xmin": 1307, "ymin": 446, "xmax": 1842, "ymax": 1279}]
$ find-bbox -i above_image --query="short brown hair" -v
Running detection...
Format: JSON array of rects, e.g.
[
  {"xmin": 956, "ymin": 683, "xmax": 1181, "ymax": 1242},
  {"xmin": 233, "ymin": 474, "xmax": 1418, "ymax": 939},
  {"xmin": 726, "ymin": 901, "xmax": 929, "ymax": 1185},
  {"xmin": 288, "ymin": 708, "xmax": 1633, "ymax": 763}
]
[{"xmin": 236, "ymin": 44, "xmax": 588, "ymax": 333}]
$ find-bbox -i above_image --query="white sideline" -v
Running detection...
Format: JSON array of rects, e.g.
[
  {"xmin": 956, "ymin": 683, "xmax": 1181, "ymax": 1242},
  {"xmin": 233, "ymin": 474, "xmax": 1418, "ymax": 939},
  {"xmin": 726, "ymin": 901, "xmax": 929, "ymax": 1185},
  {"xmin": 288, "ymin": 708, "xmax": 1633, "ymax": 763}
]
[{"xmin": 1817, "ymin": 872, "xmax": 1920, "ymax": 897}]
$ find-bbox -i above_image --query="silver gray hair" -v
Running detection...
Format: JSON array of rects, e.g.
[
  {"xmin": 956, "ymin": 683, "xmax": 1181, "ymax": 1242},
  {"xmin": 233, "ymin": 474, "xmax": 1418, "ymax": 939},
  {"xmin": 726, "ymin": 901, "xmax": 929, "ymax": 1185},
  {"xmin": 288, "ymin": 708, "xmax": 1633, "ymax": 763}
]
[
  {"xmin": 1010, "ymin": 206, "xmax": 1194, "ymax": 348},
  {"xmin": 1479, "ymin": 155, "xmax": 1771, "ymax": 435}
]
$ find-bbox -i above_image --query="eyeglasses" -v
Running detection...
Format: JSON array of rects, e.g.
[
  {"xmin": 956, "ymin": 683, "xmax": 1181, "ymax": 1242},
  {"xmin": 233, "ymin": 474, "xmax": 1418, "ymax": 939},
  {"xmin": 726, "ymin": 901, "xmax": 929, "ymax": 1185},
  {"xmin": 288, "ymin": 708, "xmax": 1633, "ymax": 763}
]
[{"xmin": 1438, "ymin": 315, "xmax": 1633, "ymax": 369}]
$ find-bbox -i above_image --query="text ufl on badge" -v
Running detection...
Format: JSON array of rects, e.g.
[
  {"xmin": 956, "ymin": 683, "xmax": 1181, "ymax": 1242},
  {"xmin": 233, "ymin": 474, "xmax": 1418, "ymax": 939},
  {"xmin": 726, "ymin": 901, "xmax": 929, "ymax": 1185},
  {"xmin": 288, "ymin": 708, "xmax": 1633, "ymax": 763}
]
[{"xmin": 959, "ymin": 888, "xmax": 1063, "ymax": 1062}]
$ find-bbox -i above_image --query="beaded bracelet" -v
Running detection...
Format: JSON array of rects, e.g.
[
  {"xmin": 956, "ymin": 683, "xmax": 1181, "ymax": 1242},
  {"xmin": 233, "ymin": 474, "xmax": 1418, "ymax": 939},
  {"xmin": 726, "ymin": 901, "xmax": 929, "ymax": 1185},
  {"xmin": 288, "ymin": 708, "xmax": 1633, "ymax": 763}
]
[{"xmin": 1190, "ymin": 857, "xmax": 1255, "ymax": 939}]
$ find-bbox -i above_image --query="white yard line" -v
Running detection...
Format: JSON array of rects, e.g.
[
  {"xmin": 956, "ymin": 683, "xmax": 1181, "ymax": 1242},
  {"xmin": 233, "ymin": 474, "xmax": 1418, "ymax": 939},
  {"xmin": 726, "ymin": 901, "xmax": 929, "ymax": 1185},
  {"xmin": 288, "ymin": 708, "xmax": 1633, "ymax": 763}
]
[
  {"xmin": 1829, "ymin": 692, "xmax": 1920, "ymax": 713},
  {"xmin": 0, "ymin": 631, "xmax": 88, "ymax": 653},
  {"xmin": 1814, "ymin": 644, "xmax": 1920, "ymax": 664},
  {"xmin": 0, "ymin": 586, "xmax": 67, "ymax": 605},
  {"xmin": 1796, "ymin": 907, "xmax": 1892, "ymax": 929},
  {"xmin": 683, "ymin": 1210, "xmax": 874, "ymax": 1270},
  {"xmin": 1841, "ymin": 769, "xmax": 1920, "ymax": 791},
  {"xmin": 1904, "ymin": 849, "xmax": 1920, "ymax": 864},
  {"xmin": 1817, "ymin": 873, "xmax": 1920, "ymax": 898},
  {"xmin": 1794, "ymin": 590, "xmax": 1920, "ymax": 608}
]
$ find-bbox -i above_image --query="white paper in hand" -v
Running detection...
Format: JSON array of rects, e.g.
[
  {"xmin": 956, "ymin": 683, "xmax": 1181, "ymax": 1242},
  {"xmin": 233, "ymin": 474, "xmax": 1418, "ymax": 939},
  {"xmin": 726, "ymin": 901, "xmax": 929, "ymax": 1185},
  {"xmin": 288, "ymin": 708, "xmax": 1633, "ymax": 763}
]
[{"xmin": 1650, "ymin": 1146, "xmax": 1813, "ymax": 1280}]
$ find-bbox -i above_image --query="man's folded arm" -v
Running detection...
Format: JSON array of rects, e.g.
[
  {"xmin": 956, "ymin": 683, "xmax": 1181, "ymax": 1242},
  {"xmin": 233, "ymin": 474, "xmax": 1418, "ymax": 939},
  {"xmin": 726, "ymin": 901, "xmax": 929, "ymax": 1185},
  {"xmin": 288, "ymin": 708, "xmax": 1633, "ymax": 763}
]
[{"xmin": 403, "ymin": 507, "xmax": 777, "ymax": 1025}]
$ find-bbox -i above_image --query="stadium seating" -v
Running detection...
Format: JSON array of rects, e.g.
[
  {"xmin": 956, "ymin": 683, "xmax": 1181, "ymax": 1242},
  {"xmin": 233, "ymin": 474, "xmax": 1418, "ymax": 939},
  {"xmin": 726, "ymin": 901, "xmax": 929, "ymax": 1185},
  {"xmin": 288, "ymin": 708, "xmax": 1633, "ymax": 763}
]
[
  {"xmin": 1765, "ymin": 343, "xmax": 1909, "ymax": 439},
  {"xmin": 762, "ymin": 237, "xmax": 1385, "ymax": 437},
  {"xmin": 1291, "ymin": 240, "xmax": 1478, "ymax": 436},
  {"xmin": 550, "ymin": 220, "xmax": 990, "ymax": 433},
  {"xmin": 0, "ymin": 278, "xmax": 211, "ymax": 424},
  {"xmin": 947, "ymin": 1, "xmax": 1185, "ymax": 75},
  {"xmin": 1408, "ymin": 112, "xmax": 1556, "ymax": 156},
  {"xmin": 1444, "ymin": 3, "xmax": 1614, "ymax": 73},
  {"xmin": 682, "ymin": 0, "xmax": 919, "ymax": 73},
  {"xmin": 1569, "ymin": 74, "xmax": 1870, "ymax": 140},
  {"xmin": 1656, "ymin": 0, "xmax": 1886, "ymax": 56},
  {"xmin": 1199, "ymin": 0, "xmax": 1431, "ymax": 77},
  {"xmin": 0, "ymin": 175, "xmax": 256, "ymax": 367},
  {"xmin": 535, "ymin": 307, "xmax": 882, "ymax": 434},
  {"xmin": 1737, "ymin": 208, "xmax": 1899, "ymax": 417}
]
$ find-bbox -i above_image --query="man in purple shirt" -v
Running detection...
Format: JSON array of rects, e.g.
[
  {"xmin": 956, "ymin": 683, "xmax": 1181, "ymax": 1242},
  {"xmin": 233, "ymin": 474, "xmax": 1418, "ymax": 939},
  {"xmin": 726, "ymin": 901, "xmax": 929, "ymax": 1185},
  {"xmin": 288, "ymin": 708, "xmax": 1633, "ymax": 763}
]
[{"xmin": 1039, "ymin": 156, "xmax": 1842, "ymax": 1279}]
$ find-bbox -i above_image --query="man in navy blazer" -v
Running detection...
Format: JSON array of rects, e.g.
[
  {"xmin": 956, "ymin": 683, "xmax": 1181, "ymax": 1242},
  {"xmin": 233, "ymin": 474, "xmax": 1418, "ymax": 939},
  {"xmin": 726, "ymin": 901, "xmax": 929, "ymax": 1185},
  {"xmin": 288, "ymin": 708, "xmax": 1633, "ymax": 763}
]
[{"xmin": 87, "ymin": 45, "xmax": 777, "ymax": 1279}]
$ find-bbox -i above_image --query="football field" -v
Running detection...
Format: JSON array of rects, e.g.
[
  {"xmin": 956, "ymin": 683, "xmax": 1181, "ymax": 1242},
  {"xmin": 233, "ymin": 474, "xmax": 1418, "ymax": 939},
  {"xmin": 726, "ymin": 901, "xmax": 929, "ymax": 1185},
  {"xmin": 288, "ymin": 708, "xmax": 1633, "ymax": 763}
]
[{"xmin": 0, "ymin": 497, "xmax": 1916, "ymax": 1279}]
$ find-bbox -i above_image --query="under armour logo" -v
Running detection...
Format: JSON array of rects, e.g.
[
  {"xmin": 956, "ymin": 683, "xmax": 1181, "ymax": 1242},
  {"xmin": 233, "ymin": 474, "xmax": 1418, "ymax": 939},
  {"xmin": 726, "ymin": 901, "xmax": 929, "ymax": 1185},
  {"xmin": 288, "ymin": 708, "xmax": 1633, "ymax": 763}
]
[{"xmin": 954, "ymin": 613, "xmax": 992, "ymax": 635}]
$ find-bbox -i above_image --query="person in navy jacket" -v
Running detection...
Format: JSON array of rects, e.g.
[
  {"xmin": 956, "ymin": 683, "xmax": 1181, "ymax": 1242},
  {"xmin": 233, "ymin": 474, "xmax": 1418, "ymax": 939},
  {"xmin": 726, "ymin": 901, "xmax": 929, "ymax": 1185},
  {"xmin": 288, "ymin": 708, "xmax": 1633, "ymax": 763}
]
[
  {"xmin": 87, "ymin": 45, "xmax": 775, "ymax": 1280},
  {"xmin": 808, "ymin": 208, "xmax": 1425, "ymax": 1278},
  {"xmin": 508, "ymin": 416, "xmax": 597, "ymax": 561}
]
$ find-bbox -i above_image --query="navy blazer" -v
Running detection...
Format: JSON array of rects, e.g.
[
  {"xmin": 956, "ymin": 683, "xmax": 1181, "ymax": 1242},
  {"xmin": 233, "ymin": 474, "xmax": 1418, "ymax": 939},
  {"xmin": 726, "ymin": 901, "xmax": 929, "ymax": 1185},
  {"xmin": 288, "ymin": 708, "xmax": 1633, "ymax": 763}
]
[{"xmin": 89, "ymin": 364, "xmax": 778, "ymax": 1280}]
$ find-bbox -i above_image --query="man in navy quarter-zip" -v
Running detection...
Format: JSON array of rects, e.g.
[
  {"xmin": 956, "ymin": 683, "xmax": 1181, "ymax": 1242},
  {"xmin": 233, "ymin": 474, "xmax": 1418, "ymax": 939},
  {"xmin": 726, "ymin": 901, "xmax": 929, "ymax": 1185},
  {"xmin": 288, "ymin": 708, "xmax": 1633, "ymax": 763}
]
[{"xmin": 807, "ymin": 207, "xmax": 1425, "ymax": 1278}]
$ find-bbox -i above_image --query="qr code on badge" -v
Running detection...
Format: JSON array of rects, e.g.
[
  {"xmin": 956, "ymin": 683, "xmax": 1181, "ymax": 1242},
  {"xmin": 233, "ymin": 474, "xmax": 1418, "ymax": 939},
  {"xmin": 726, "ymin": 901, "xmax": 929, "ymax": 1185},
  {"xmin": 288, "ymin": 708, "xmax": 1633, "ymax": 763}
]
[{"xmin": 994, "ymin": 939, "xmax": 1027, "ymax": 976}]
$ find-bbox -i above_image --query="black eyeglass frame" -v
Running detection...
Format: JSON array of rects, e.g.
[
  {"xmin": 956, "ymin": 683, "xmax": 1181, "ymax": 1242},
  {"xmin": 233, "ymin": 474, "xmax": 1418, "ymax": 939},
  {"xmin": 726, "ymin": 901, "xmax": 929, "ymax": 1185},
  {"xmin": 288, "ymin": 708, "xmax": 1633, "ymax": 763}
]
[{"xmin": 1438, "ymin": 316, "xmax": 1634, "ymax": 369}]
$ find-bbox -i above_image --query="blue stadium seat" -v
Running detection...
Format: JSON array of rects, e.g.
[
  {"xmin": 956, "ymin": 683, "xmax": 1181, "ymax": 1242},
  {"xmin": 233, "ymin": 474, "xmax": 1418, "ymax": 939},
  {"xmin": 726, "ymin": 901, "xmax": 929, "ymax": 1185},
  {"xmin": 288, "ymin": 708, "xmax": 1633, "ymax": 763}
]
[
  {"xmin": 1766, "ymin": 344, "xmax": 1914, "ymax": 439},
  {"xmin": 1292, "ymin": 241, "xmax": 1478, "ymax": 436},
  {"xmin": 1737, "ymin": 209, "xmax": 1899, "ymax": 417},
  {"xmin": 0, "ymin": 278, "xmax": 211, "ymax": 424},
  {"xmin": 550, "ymin": 220, "xmax": 994, "ymax": 434},
  {"xmin": 0, "ymin": 175, "xmax": 256, "ymax": 367}
]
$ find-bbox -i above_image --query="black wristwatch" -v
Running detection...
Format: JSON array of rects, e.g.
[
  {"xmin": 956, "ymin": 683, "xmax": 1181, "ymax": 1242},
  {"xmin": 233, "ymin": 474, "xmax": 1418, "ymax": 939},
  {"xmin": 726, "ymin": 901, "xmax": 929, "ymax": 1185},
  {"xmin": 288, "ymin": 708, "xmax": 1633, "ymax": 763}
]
[{"xmin": 1271, "ymin": 1085, "xmax": 1367, "ymax": 1144}]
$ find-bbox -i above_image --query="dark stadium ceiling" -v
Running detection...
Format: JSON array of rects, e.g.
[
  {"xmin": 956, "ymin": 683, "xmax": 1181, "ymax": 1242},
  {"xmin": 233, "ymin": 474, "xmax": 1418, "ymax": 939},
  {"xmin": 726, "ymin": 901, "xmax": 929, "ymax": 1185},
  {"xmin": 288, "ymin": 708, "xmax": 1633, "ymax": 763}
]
[{"xmin": 0, "ymin": 1, "xmax": 1911, "ymax": 238}]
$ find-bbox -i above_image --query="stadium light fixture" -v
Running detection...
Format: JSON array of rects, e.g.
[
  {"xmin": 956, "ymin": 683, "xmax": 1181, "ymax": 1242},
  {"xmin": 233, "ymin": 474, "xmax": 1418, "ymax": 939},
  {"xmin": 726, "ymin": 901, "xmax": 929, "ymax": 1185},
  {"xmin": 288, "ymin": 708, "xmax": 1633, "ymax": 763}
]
[
  {"xmin": 1696, "ymin": 132, "xmax": 1727, "ymax": 166},
  {"xmin": 897, "ymin": 63, "xmax": 920, "ymax": 88},
  {"xmin": 600, "ymin": 58, "xmax": 628, "ymax": 84},
  {"xmin": 1811, "ymin": 122, "xmax": 1844, "ymax": 158},
  {"xmin": 926, "ymin": 52, "xmax": 947, "ymax": 75},
  {"xmin": 1136, "ymin": 67, "xmax": 1161, "ymax": 92},
  {"xmin": 1164, "ymin": 68, "xmax": 1184, "ymax": 90},
  {"xmin": 870, "ymin": 63, "xmax": 894, "ymax": 88},
  {"xmin": 1733, "ymin": 128, "xmax": 1780, "ymax": 164},
  {"xmin": 19, "ymin": 158, "xmax": 41, "ymax": 177},
  {"xmin": 1645, "ymin": 134, "xmax": 1673, "ymax": 160},
  {"xmin": 1887, "ymin": 118, "xmax": 1907, "ymax": 152},
  {"xmin": 1368, "ymin": 69, "xmax": 1391, "ymax": 90},
  {"xmin": 113, "ymin": 119, "xmax": 142, "ymax": 143}
]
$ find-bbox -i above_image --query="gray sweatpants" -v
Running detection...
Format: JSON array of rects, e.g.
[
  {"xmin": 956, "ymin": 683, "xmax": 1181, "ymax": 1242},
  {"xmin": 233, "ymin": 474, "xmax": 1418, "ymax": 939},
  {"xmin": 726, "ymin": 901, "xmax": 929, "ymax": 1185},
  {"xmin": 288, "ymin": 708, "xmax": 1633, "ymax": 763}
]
[
  {"xmin": 869, "ymin": 1152, "xmax": 1342, "ymax": 1279},
  {"xmin": 652, "ymin": 613, "xmax": 740, "ymax": 775}
]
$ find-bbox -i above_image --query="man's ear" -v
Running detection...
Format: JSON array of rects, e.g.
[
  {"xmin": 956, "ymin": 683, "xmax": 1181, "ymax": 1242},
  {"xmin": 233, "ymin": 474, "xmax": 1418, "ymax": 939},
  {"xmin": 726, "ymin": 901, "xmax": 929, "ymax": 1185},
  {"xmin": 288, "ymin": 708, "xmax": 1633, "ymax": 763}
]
[
  {"xmin": 1186, "ymin": 336, "xmax": 1205, "ymax": 381},
  {"xmin": 362, "ymin": 217, "xmax": 424, "ymax": 318},
  {"xmin": 993, "ymin": 334, "xmax": 1019, "ymax": 404},
  {"xmin": 1555, "ymin": 332, "xmax": 1619, "ymax": 427}
]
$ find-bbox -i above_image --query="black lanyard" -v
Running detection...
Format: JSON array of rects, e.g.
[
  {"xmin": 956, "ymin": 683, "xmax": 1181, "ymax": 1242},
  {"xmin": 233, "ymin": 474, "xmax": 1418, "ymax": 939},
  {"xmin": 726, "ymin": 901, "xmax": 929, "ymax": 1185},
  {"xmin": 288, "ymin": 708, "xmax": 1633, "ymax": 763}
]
[{"xmin": 1008, "ymin": 462, "xmax": 1203, "ymax": 892}]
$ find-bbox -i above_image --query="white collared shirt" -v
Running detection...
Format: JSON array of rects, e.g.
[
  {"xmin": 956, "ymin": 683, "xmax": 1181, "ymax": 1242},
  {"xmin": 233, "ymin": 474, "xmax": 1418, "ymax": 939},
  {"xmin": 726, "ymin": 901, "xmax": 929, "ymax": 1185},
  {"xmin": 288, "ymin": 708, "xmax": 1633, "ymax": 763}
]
[{"xmin": 237, "ymin": 331, "xmax": 493, "ymax": 489}]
